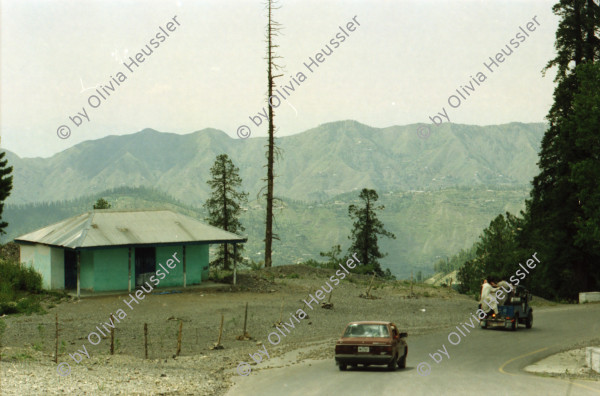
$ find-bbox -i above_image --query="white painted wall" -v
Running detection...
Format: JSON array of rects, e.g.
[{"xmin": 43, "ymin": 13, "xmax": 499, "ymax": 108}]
[
  {"xmin": 20, "ymin": 244, "xmax": 52, "ymax": 289},
  {"xmin": 50, "ymin": 247, "xmax": 65, "ymax": 289}
]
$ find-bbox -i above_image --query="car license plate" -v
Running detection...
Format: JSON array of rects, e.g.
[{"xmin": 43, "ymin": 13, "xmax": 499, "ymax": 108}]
[{"xmin": 358, "ymin": 346, "xmax": 369, "ymax": 353}]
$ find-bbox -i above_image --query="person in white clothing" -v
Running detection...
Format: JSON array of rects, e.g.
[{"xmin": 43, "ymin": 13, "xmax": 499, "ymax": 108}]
[{"xmin": 479, "ymin": 278, "xmax": 500, "ymax": 314}]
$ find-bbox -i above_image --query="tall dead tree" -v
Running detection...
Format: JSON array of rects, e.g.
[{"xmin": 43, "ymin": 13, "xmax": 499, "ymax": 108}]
[{"xmin": 263, "ymin": 0, "xmax": 283, "ymax": 268}]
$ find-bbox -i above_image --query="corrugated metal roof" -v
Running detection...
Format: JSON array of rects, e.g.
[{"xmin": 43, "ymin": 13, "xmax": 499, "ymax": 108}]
[{"xmin": 14, "ymin": 209, "xmax": 247, "ymax": 249}]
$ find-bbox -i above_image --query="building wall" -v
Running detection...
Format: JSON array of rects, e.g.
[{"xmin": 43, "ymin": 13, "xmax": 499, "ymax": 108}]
[
  {"xmin": 186, "ymin": 244, "xmax": 208, "ymax": 284},
  {"xmin": 50, "ymin": 247, "xmax": 65, "ymax": 290},
  {"xmin": 20, "ymin": 244, "xmax": 52, "ymax": 289},
  {"xmin": 79, "ymin": 245, "xmax": 208, "ymax": 292},
  {"xmin": 19, "ymin": 242, "xmax": 214, "ymax": 292},
  {"xmin": 80, "ymin": 250, "xmax": 95, "ymax": 290},
  {"xmin": 138, "ymin": 245, "xmax": 208, "ymax": 289},
  {"xmin": 156, "ymin": 246, "xmax": 184, "ymax": 287},
  {"xmin": 92, "ymin": 248, "xmax": 130, "ymax": 292}
]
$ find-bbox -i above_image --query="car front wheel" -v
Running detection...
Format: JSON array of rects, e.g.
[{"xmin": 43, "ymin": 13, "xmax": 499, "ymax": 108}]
[
  {"xmin": 387, "ymin": 355, "xmax": 397, "ymax": 371},
  {"xmin": 339, "ymin": 363, "xmax": 347, "ymax": 371},
  {"xmin": 398, "ymin": 348, "xmax": 407, "ymax": 369}
]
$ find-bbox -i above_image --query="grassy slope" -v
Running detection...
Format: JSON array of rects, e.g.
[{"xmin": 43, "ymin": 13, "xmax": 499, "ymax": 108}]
[{"xmin": 3, "ymin": 186, "xmax": 528, "ymax": 279}]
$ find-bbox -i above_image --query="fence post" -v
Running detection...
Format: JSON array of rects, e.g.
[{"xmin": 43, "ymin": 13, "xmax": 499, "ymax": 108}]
[
  {"xmin": 54, "ymin": 313, "xmax": 59, "ymax": 363},
  {"xmin": 110, "ymin": 315, "xmax": 115, "ymax": 355},
  {"xmin": 176, "ymin": 320, "xmax": 183, "ymax": 357},
  {"xmin": 144, "ymin": 323, "xmax": 148, "ymax": 359}
]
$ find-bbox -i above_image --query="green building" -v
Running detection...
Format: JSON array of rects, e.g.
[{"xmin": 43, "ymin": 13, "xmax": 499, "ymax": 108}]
[{"xmin": 14, "ymin": 209, "xmax": 246, "ymax": 296}]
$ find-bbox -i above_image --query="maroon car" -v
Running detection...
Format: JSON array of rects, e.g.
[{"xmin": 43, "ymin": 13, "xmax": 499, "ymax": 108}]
[{"xmin": 335, "ymin": 321, "xmax": 407, "ymax": 371}]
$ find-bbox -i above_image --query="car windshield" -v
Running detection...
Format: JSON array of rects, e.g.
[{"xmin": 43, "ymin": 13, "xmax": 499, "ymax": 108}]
[{"xmin": 343, "ymin": 324, "xmax": 389, "ymax": 338}]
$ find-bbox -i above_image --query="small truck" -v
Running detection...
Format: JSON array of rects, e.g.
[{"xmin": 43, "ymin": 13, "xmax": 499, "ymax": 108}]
[{"xmin": 480, "ymin": 286, "xmax": 533, "ymax": 331}]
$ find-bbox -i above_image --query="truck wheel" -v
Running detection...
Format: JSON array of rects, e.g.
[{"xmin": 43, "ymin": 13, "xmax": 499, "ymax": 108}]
[
  {"xmin": 339, "ymin": 363, "xmax": 347, "ymax": 371},
  {"xmin": 526, "ymin": 312, "xmax": 533, "ymax": 329},
  {"xmin": 511, "ymin": 314, "xmax": 519, "ymax": 331},
  {"xmin": 398, "ymin": 348, "xmax": 407, "ymax": 369},
  {"xmin": 481, "ymin": 320, "xmax": 488, "ymax": 329}
]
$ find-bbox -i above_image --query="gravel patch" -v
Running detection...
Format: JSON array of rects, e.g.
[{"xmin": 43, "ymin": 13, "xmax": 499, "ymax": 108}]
[{"xmin": 0, "ymin": 266, "xmax": 496, "ymax": 395}]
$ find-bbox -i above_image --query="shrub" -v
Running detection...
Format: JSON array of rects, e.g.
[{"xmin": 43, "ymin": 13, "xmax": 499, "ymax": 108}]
[
  {"xmin": 0, "ymin": 301, "xmax": 18, "ymax": 315},
  {"xmin": 0, "ymin": 260, "xmax": 20, "ymax": 288},
  {"xmin": 382, "ymin": 268, "xmax": 396, "ymax": 281},
  {"xmin": 351, "ymin": 264, "xmax": 378, "ymax": 275},
  {"xmin": 0, "ymin": 258, "xmax": 44, "ymax": 315},
  {"xmin": 303, "ymin": 259, "xmax": 322, "ymax": 268},
  {"xmin": 209, "ymin": 269, "xmax": 233, "ymax": 283},
  {"xmin": 0, "ymin": 297, "xmax": 44, "ymax": 315},
  {"xmin": 0, "ymin": 318, "xmax": 6, "ymax": 347},
  {"xmin": 0, "ymin": 242, "xmax": 20, "ymax": 263},
  {"xmin": 319, "ymin": 245, "xmax": 345, "ymax": 269},
  {"xmin": 0, "ymin": 282, "xmax": 15, "ymax": 303},
  {"xmin": 248, "ymin": 259, "xmax": 264, "ymax": 271},
  {"xmin": 0, "ymin": 259, "xmax": 43, "ymax": 293},
  {"xmin": 17, "ymin": 267, "xmax": 43, "ymax": 293}
]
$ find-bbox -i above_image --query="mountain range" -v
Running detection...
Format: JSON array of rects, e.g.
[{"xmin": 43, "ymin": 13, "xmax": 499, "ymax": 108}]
[
  {"xmin": 5, "ymin": 121, "xmax": 545, "ymax": 205},
  {"xmin": 2, "ymin": 120, "xmax": 546, "ymax": 277}
]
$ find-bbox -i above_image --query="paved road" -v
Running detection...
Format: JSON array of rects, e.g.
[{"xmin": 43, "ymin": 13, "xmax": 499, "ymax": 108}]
[{"xmin": 226, "ymin": 303, "xmax": 600, "ymax": 396}]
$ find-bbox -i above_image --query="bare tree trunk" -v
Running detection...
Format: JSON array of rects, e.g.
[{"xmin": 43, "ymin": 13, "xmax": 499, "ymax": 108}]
[
  {"xmin": 263, "ymin": 0, "xmax": 284, "ymax": 268},
  {"xmin": 264, "ymin": 0, "xmax": 277, "ymax": 268}
]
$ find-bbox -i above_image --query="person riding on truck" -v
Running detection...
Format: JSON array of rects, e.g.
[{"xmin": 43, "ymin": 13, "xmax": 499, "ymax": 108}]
[
  {"xmin": 479, "ymin": 277, "xmax": 516, "ymax": 316},
  {"xmin": 479, "ymin": 277, "xmax": 499, "ymax": 314}
]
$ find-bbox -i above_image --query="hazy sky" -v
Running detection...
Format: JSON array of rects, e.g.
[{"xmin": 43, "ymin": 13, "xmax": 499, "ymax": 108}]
[{"xmin": 1, "ymin": 0, "xmax": 558, "ymax": 158}]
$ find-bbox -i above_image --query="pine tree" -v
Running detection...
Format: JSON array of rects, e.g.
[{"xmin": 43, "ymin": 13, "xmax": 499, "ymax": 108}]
[
  {"xmin": 457, "ymin": 259, "xmax": 485, "ymax": 295},
  {"xmin": 475, "ymin": 213, "xmax": 522, "ymax": 280},
  {"xmin": 93, "ymin": 198, "xmax": 111, "ymax": 209},
  {"xmin": 204, "ymin": 154, "xmax": 248, "ymax": 270},
  {"xmin": 456, "ymin": 212, "xmax": 523, "ymax": 294},
  {"xmin": 521, "ymin": 0, "xmax": 600, "ymax": 299},
  {"xmin": 0, "ymin": 152, "xmax": 14, "ymax": 235},
  {"xmin": 568, "ymin": 64, "xmax": 600, "ymax": 255},
  {"xmin": 319, "ymin": 244, "xmax": 344, "ymax": 269},
  {"xmin": 347, "ymin": 188, "xmax": 396, "ymax": 276}
]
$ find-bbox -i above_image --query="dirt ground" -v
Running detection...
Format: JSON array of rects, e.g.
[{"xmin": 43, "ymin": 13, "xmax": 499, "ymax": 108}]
[{"xmin": 0, "ymin": 265, "xmax": 492, "ymax": 395}]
